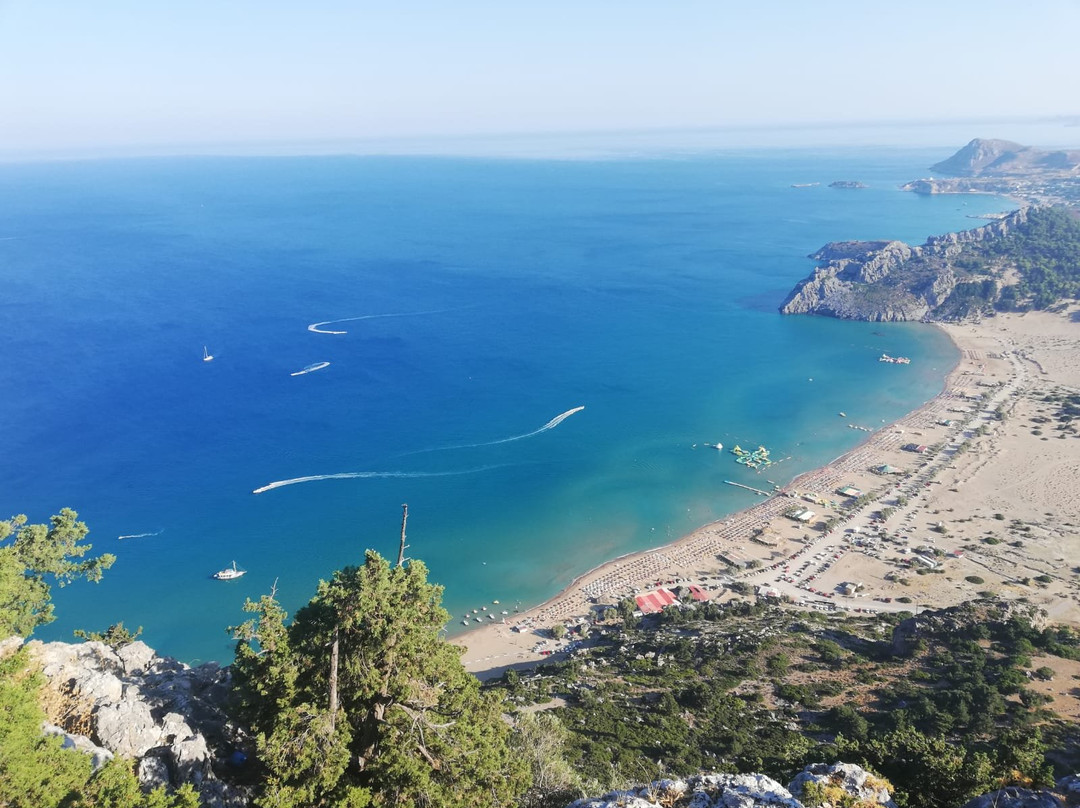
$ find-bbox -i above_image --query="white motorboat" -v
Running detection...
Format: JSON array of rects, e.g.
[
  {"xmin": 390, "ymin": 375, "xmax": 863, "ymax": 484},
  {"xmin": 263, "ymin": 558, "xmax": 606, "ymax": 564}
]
[{"xmin": 212, "ymin": 561, "xmax": 245, "ymax": 580}]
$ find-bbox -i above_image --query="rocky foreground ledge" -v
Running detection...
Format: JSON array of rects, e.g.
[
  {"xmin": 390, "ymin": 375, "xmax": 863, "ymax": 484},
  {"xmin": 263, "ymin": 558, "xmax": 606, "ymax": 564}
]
[
  {"xmin": 570, "ymin": 763, "xmax": 1078, "ymax": 808},
  {"xmin": 0, "ymin": 635, "xmax": 249, "ymax": 808},
  {"xmin": 569, "ymin": 764, "xmax": 896, "ymax": 808},
  {"xmin": 5, "ymin": 633, "xmax": 1080, "ymax": 808}
]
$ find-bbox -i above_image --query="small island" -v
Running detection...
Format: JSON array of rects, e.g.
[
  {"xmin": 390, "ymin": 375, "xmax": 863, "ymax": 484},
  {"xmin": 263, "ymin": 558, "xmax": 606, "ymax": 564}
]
[{"xmin": 828, "ymin": 180, "xmax": 867, "ymax": 189}]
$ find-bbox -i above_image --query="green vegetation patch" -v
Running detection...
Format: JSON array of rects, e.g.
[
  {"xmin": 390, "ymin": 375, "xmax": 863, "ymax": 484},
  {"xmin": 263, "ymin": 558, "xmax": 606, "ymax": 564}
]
[{"xmin": 490, "ymin": 600, "xmax": 1080, "ymax": 808}]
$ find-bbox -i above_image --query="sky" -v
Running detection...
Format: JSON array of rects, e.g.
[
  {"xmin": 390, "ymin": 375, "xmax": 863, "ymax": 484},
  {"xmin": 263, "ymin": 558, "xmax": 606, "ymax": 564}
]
[{"xmin": 1, "ymin": 0, "xmax": 1079, "ymax": 157}]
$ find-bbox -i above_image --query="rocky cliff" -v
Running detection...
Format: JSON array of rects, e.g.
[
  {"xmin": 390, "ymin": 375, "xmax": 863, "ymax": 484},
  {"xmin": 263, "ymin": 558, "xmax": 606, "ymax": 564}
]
[
  {"xmin": 779, "ymin": 208, "xmax": 1029, "ymax": 322},
  {"xmin": 1, "ymin": 636, "xmax": 249, "ymax": 808}
]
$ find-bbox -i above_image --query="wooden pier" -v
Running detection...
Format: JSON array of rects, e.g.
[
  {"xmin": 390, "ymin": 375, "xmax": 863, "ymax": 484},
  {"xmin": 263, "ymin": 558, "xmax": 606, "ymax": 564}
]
[{"xmin": 724, "ymin": 480, "xmax": 773, "ymax": 497}]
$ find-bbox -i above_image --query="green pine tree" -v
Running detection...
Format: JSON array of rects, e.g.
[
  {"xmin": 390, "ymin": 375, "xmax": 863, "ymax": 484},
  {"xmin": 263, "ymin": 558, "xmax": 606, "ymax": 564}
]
[
  {"xmin": 0, "ymin": 509, "xmax": 115, "ymax": 637},
  {"xmin": 232, "ymin": 551, "xmax": 529, "ymax": 808}
]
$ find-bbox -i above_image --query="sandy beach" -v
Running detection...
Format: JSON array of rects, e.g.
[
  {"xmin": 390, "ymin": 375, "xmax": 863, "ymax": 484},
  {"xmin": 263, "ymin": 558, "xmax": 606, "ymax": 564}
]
[{"xmin": 461, "ymin": 307, "xmax": 1080, "ymax": 679}]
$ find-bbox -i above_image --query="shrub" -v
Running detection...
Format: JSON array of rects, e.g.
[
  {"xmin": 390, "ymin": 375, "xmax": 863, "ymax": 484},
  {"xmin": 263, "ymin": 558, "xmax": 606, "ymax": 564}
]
[{"xmin": 965, "ymin": 576, "xmax": 985, "ymax": 585}]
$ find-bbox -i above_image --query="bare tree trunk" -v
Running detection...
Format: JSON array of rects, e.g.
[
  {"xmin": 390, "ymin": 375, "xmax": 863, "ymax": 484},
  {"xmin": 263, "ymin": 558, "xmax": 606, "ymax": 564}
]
[
  {"xmin": 328, "ymin": 626, "xmax": 340, "ymax": 731},
  {"xmin": 398, "ymin": 503, "xmax": 409, "ymax": 567}
]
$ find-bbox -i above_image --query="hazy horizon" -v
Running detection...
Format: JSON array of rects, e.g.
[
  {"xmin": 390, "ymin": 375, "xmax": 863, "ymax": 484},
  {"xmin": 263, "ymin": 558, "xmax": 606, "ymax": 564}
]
[
  {"xmin": 2, "ymin": 116, "xmax": 1080, "ymax": 165},
  {"xmin": 2, "ymin": 1, "xmax": 1078, "ymax": 160}
]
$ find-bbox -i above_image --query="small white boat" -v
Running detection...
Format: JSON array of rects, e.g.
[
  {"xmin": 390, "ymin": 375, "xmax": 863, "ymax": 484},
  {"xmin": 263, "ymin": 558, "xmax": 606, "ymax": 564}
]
[
  {"xmin": 212, "ymin": 561, "xmax": 245, "ymax": 580},
  {"xmin": 203, "ymin": 346, "xmax": 214, "ymax": 362}
]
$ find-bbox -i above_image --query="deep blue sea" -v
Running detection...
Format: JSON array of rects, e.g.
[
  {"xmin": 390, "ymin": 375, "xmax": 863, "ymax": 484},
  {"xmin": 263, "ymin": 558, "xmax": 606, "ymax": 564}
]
[{"xmin": 0, "ymin": 148, "xmax": 1014, "ymax": 663}]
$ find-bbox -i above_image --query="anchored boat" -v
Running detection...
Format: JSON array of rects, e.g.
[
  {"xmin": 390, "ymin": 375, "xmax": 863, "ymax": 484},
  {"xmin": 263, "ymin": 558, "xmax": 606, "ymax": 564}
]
[{"xmin": 212, "ymin": 561, "xmax": 246, "ymax": 581}]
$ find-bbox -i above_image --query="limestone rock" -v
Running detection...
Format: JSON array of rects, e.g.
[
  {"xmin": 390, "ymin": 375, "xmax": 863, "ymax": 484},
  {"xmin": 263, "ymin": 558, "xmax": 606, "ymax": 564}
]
[
  {"xmin": 566, "ymin": 772, "xmax": 802, "ymax": 808},
  {"xmin": 42, "ymin": 722, "xmax": 113, "ymax": 771},
  {"xmin": 0, "ymin": 635, "xmax": 23, "ymax": 659},
  {"xmin": 779, "ymin": 208, "xmax": 1030, "ymax": 322},
  {"xmin": 171, "ymin": 733, "xmax": 213, "ymax": 786},
  {"xmin": 960, "ymin": 787, "xmax": 1065, "ymax": 808},
  {"xmin": 117, "ymin": 640, "xmax": 156, "ymax": 675},
  {"xmin": 137, "ymin": 754, "xmax": 172, "ymax": 790},
  {"xmin": 1056, "ymin": 774, "xmax": 1080, "ymax": 805},
  {"xmin": 24, "ymin": 638, "xmax": 248, "ymax": 807},
  {"xmin": 94, "ymin": 696, "xmax": 160, "ymax": 757},
  {"xmin": 788, "ymin": 762, "xmax": 896, "ymax": 807}
]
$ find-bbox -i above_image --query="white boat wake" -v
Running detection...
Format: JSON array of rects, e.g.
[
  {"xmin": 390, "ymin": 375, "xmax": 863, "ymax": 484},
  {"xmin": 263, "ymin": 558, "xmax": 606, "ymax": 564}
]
[
  {"xmin": 117, "ymin": 529, "xmax": 163, "ymax": 541},
  {"xmin": 482, "ymin": 406, "xmax": 585, "ymax": 446},
  {"xmin": 253, "ymin": 465, "xmax": 504, "ymax": 495},
  {"xmin": 308, "ymin": 308, "xmax": 459, "ymax": 335},
  {"xmin": 403, "ymin": 406, "xmax": 586, "ymax": 456},
  {"xmin": 291, "ymin": 361, "xmax": 331, "ymax": 376}
]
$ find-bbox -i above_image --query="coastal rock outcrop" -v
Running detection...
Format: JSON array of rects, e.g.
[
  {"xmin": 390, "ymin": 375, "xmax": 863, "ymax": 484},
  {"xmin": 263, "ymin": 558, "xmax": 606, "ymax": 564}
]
[
  {"xmin": 779, "ymin": 208, "xmax": 1029, "ymax": 322},
  {"xmin": 10, "ymin": 637, "xmax": 249, "ymax": 808}
]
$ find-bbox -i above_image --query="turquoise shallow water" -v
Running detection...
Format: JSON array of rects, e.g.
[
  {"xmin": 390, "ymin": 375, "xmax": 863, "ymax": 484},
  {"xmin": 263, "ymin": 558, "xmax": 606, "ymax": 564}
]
[{"xmin": 0, "ymin": 148, "xmax": 1012, "ymax": 662}]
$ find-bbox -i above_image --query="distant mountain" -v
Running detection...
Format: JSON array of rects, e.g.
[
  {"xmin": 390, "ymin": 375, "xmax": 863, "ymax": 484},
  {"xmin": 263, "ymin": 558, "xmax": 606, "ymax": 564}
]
[{"xmin": 931, "ymin": 137, "xmax": 1080, "ymax": 177}]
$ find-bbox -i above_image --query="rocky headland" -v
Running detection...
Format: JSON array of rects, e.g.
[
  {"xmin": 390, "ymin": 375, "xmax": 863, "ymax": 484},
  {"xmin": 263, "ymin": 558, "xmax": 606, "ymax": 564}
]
[
  {"xmin": 929, "ymin": 138, "xmax": 1080, "ymax": 178},
  {"xmin": 779, "ymin": 207, "xmax": 1031, "ymax": 321},
  {"xmin": 901, "ymin": 138, "xmax": 1080, "ymax": 206}
]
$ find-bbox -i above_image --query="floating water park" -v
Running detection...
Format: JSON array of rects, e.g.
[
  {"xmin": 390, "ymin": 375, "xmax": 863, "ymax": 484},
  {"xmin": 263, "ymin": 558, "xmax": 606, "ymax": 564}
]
[{"xmin": 730, "ymin": 444, "xmax": 773, "ymax": 470}]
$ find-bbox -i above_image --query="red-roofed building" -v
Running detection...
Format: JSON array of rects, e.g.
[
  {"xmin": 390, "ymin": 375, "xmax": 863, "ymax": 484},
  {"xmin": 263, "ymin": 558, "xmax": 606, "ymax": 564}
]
[
  {"xmin": 635, "ymin": 588, "xmax": 679, "ymax": 614},
  {"xmin": 687, "ymin": 584, "xmax": 711, "ymax": 603}
]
